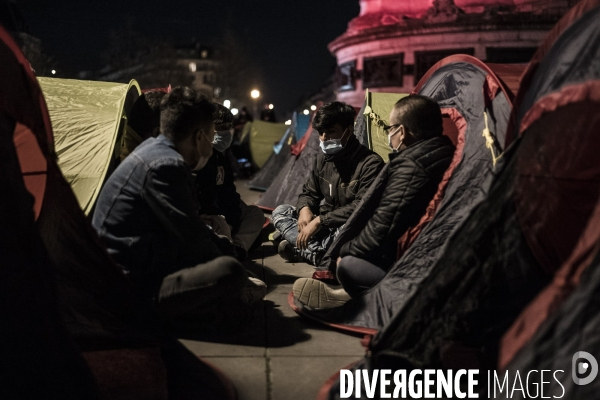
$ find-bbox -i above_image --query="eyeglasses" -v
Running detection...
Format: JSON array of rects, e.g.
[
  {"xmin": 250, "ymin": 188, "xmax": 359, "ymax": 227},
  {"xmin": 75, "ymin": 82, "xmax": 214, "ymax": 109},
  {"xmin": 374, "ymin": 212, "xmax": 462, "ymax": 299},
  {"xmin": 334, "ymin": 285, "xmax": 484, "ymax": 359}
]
[{"xmin": 383, "ymin": 123, "xmax": 401, "ymax": 133}]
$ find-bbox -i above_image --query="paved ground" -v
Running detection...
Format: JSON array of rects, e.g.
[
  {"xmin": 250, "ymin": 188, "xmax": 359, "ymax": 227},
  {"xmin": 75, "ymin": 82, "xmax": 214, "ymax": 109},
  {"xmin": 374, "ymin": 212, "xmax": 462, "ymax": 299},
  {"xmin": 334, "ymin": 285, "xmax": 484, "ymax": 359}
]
[{"xmin": 179, "ymin": 180, "xmax": 365, "ymax": 400}]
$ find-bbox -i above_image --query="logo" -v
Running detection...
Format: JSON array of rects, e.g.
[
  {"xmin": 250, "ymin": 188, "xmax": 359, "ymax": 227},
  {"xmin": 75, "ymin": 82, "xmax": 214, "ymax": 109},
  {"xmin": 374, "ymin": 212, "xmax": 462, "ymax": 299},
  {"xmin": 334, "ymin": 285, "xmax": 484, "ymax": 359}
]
[{"xmin": 572, "ymin": 351, "xmax": 598, "ymax": 385}]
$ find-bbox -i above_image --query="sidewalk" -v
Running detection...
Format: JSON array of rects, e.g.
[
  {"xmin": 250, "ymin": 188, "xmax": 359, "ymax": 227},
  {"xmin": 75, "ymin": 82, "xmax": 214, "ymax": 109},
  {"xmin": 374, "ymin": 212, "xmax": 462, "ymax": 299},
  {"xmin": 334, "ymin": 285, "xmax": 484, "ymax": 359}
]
[{"xmin": 179, "ymin": 180, "xmax": 365, "ymax": 400}]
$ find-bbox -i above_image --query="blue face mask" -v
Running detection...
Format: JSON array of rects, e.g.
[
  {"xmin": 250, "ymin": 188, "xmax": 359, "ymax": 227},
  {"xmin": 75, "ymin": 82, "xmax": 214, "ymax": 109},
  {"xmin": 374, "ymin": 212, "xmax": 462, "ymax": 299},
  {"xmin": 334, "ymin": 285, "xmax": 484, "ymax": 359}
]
[
  {"xmin": 319, "ymin": 128, "xmax": 349, "ymax": 155},
  {"xmin": 212, "ymin": 129, "xmax": 234, "ymax": 153}
]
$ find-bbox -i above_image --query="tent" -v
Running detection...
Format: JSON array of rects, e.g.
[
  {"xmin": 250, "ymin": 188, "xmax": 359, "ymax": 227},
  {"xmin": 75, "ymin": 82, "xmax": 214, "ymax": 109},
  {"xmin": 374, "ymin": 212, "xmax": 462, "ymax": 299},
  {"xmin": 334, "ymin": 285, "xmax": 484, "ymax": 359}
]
[
  {"xmin": 294, "ymin": 112, "xmax": 311, "ymax": 141},
  {"xmin": 1, "ymin": 26, "xmax": 97, "ymax": 400},
  {"xmin": 38, "ymin": 77, "xmax": 140, "ymax": 215},
  {"xmin": 5, "ymin": 32, "xmax": 238, "ymax": 400},
  {"xmin": 245, "ymin": 119, "xmax": 288, "ymax": 168},
  {"xmin": 318, "ymin": 0, "xmax": 600, "ymax": 397},
  {"xmin": 255, "ymin": 124, "xmax": 321, "ymax": 211},
  {"xmin": 363, "ymin": 91, "xmax": 409, "ymax": 162},
  {"xmin": 293, "ymin": 54, "xmax": 521, "ymax": 333},
  {"xmin": 247, "ymin": 119, "xmax": 297, "ymax": 191}
]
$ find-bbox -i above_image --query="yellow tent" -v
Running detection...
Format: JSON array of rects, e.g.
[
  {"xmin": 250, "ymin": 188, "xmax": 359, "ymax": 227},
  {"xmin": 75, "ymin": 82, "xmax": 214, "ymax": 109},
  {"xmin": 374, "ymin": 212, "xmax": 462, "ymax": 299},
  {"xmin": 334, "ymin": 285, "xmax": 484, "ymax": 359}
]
[
  {"xmin": 364, "ymin": 90, "xmax": 409, "ymax": 162},
  {"xmin": 248, "ymin": 120, "xmax": 288, "ymax": 168},
  {"xmin": 39, "ymin": 78, "xmax": 140, "ymax": 215}
]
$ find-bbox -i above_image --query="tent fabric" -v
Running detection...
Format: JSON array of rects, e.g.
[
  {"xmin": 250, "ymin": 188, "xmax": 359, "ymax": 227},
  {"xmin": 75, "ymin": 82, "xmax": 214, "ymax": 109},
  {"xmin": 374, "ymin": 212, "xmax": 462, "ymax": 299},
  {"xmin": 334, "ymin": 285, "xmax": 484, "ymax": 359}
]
[
  {"xmin": 255, "ymin": 127, "xmax": 321, "ymax": 212},
  {"xmin": 321, "ymin": 4, "xmax": 600, "ymax": 398},
  {"xmin": 247, "ymin": 119, "xmax": 287, "ymax": 168},
  {"xmin": 294, "ymin": 112, "xmax": 311, "ymax": 141},
  {"xmin": 4, "ymin": 34, "xmax": 238, "ymax": 400},
  {"xmin": 496, "ymin": 248, "xmax": 600, "ymax": 399},
  {"xmin": 364, "ymin": 91, "xmax": 409, "ymax": 162},
  {"xmin": 247, "ymin": 124, "xmax": 296, "ymax": 191},
  {"xmin": 295, "ymin": 55, "xmax": 516, "ymax": 332},
  {"xmin": 0, "ymin": 26, "xmax": 98, "ymax": 399},
  {"xmin": 38, "ymin": 77, "xmax": 140, "ymax": 215}
]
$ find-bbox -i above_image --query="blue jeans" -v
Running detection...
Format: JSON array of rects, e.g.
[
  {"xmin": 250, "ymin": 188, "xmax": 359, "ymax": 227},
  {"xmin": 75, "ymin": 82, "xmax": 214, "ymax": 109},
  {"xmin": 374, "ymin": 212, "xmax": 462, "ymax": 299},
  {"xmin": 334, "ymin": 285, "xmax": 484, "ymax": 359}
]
[{"xmin": 272, "ymin": 205, "xmax": 339, "ymax": 265}]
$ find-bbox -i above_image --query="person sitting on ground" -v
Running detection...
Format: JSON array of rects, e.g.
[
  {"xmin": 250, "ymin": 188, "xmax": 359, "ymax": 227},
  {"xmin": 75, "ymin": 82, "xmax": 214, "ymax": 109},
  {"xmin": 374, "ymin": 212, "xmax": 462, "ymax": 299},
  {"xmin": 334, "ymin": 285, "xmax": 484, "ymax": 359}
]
[
  {"xmin": 272, "ymin": 101, "xmax": 384, "ymax": 265},
  {"xmin": 120, "ymin": 90, "xmax": 166, "ymax": 161},
  {"xmin": 92, "ymin": 87, "xmax": 266, "ymax": 329},
  {"xmin": 194, "ymin": 103, "xmax": 266, "ymax": 261},
  {"xmin": 293, "ymin": 95, "xmax": 456, "ymax": 308}
]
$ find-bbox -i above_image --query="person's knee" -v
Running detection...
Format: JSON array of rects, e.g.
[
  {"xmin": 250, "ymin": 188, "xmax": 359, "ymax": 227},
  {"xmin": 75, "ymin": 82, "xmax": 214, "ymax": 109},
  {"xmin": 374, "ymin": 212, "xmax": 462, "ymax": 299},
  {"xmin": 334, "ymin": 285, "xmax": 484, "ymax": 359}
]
[
  {"xmin": 214, "ymin": 256, "xmax": 247, "ymax": 289},
  {"xmin": 272, "ymin": 204, "xmax": 294, "ymax": 219}
]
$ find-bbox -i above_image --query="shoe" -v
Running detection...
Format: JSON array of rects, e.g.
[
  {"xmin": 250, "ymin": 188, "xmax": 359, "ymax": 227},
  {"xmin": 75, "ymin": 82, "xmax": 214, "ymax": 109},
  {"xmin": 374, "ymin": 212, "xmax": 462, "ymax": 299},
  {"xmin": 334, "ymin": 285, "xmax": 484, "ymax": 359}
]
[
  {"xmin": 278, "ymin": 239, "xmax": 300, "ymax": 262},
  {"xmin": 292, "ymin": 278, "xmax": 351, "ymax": 309},
  {"xmin": 241, "ymin": 277, "xmax": 267, "ymax": 304},
  {"xmin": 269, "ymin": 231, "xmax": 282, "ymax": 244}
]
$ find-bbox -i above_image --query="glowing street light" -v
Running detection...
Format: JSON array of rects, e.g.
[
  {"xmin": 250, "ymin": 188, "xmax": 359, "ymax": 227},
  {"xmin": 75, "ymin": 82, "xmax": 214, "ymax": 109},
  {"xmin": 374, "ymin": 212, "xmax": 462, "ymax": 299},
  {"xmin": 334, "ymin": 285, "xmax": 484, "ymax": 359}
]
[
  {"xmin": 231, "ymin": 108, "xmax": 239, "ymax": 116},
  {"xmin": 251, "ymin": 89, "xmax": 260, "ymax": 99},
  {"xmin": 268, "ymin": 104, "xmax": 274, "ymax": 110},
  {"xmin": 51, "ymin": 70, "xmax": 56, "ymax": 75},
  {"xmin": 310, "ymin": 105, "xmax": 317, "ymax": 111},
  {"xmin": 223, "ymin": 100, "xmax": 231, "ymax": 109},
  {"xmin": 285, "ymin": 119, "xmax": 292, "ymax": 125},
  {"xmin": 303, "ymin": 109, "xmax": 309, "ymax": 115}
]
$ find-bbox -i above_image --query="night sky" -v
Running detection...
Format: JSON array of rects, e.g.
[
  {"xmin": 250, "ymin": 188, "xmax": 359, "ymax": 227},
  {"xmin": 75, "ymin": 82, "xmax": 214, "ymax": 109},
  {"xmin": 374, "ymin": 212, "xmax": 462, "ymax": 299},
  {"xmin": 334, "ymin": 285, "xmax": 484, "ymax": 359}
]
[{"xmin": 17, "ymin": 0, "xmax": 361, "ymax": 113}]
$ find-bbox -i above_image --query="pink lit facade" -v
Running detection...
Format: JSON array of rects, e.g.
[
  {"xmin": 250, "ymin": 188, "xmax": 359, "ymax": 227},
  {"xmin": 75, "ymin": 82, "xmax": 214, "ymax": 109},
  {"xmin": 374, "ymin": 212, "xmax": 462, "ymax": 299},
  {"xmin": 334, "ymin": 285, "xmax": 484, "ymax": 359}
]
[{"xmin": 330, "ymin": 0, "xmax": 574, "ymax": 106}]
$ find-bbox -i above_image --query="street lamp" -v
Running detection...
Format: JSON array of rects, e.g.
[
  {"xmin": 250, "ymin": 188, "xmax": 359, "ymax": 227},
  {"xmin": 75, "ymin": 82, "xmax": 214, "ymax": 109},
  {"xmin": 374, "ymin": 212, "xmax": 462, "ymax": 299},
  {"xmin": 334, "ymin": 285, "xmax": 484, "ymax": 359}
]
[
  {"xmin": 223, "ymin": 100, "xmax": 231, "ymax": 109},
  {"xmin": 250, "ymin": 89, "xmax": 260, "ymax": 118},
  {"xmin": 303, "ymin": 109, "xmax": 309, "ymax": 115},
  {"xmin": 310, "ymin": 105, "xmax": 317, "ymax": 111}
]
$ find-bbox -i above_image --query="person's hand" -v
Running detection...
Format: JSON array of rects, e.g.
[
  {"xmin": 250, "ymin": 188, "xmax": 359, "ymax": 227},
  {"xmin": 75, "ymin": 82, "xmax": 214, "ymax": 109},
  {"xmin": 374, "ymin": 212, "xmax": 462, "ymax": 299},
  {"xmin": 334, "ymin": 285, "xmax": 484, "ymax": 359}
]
[
  {"xmin": 296, "ymin": 216, "xmax": 321, "ymax": 250},
  {"xmin": 297, "ymin": 207, "xmax": 314, "ymax": 232}
]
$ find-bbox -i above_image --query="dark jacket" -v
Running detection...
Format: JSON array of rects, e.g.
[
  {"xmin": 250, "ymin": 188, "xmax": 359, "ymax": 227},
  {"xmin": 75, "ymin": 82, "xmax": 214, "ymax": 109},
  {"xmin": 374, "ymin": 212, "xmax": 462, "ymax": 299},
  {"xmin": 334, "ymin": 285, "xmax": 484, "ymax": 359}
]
[
  {"xmin": 296, "ymin": 134, "xmax": 384, "ymax": 228},
  {"xmin": 194, "ymin": 150, "xmax": 242, "ymax": 231},
  {"xmin": 339, "ymin": 134, "xmax": 455, "ymax": 268},
  {"xmin": 92, "ymin": 135, "xmax": 230, "ymax": 296}
]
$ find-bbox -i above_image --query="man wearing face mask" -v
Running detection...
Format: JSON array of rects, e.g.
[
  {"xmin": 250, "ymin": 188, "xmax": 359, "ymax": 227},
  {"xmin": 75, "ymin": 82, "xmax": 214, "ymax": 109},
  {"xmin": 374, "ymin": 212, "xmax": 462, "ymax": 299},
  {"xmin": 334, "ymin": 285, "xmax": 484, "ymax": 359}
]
[
  {"xmin": 272, "ymin": 101, "xmax": 384, "ymax": 265},
  {"xmin": 293, "ymin": 95, "xmax": 456, "ymax": 308},
  {"xmin": 194, "ymin": 103, "xmax": 266, "ymax": 260},
  {"xmin": 92, "ymin": 87, "xmax": 266, "ymax": 329}
]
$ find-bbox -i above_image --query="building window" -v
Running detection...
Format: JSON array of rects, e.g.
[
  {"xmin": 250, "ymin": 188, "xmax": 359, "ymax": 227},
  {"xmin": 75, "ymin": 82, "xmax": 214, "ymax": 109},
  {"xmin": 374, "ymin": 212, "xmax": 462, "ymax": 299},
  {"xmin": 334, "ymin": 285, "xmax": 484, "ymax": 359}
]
[
  {"xmin": 189, "ymin": 62, "xmax": 197, "ymax": 72},
  {"xmin": 414, "ymin": 48, "xmax": 475, "ymax": 84},
  {"xmin": 335, "ymin": 60, "xmax": 357, "ymax": 92},
  {"xmin": 363, "ymin": 54, "xmax": 404, "ymax": 89},
  {"xmin": 486, "ymin": 47, "xmax": 537, "ymax": 63}
]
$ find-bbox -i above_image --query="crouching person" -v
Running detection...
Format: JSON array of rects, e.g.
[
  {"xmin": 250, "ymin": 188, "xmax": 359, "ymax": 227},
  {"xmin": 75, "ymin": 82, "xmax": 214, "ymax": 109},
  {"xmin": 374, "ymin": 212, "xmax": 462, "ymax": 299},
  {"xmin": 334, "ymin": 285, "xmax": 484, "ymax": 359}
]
[
  {"xmin": 272, "ymin": 102, "xmax": 384, "ymax": 265},
  {"xmin": 293, "ymin": 95, "xmax": 456, "ymax": 308},
  {"xmin": 194, "ymin": 103, "xmax": 265, "ymax": 261},
  {"xmin": 92, "ymin": 87, "xmax": 265, "ymax": 330}
]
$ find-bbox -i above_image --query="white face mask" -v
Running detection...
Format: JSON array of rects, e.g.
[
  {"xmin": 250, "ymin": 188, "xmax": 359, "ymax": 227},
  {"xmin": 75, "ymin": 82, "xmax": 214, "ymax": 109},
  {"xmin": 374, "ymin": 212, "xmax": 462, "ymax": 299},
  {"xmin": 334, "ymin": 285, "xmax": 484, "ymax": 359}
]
[
  {"xmin": 320, "ymin": 128, "xmax": 349, "ymax": 155},
  {"xmin": 212, "ymin": 129, "xmax": 234, "ymax": 153},
  {"xmin": 387, "ymin": 127, "xmax": 402, "ymax": 152}
]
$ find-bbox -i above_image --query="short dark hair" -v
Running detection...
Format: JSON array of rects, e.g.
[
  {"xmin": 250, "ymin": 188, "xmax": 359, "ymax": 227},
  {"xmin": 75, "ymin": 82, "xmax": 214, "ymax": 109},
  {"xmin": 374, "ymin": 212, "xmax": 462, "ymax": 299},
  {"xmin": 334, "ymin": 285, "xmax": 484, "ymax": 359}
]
[
  {"xmin": 213, "ymin": 103, "xmax": 234, "ymax": 128},
  {"xmin": 128, "ymin": 91, "xmax": 166, "ymax": 139},
  {"xmin": 394, "ymin": 95, "xmax": 443, "ymax": 140},
  {"xmin": 312, "ymin": 101, "xmax": 356, "ymax": 132},
  {"xmin": 160, "ymin": 87, "xmax": 215, "ymax": 142}
]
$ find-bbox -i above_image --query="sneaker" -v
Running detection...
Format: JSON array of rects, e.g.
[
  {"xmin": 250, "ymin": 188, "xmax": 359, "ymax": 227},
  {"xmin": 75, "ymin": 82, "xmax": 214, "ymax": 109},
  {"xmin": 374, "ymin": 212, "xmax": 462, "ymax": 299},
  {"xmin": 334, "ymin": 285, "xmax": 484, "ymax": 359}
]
[
  {"xmin": 278, "ymin": 239, "xmax": 299, "ymax": 262},
  {"xmin": 292, "ymin": 278, "xmax": 351, "ymax": 309},
  {"xmin": 269, "ymin": 231, "xmax": 282, "ymax": 243},
  {"xmin": 241, "ymin": 277, "xmax": 267, "ymax": 304}
]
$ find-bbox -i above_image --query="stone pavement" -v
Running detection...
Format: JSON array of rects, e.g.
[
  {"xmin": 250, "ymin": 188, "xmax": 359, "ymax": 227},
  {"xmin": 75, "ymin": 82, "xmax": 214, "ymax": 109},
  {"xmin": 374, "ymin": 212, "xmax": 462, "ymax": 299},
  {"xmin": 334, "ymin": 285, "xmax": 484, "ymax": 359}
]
[{"xmin": 179, "ymin": 180, "xmax": 366, "ymax": 400}]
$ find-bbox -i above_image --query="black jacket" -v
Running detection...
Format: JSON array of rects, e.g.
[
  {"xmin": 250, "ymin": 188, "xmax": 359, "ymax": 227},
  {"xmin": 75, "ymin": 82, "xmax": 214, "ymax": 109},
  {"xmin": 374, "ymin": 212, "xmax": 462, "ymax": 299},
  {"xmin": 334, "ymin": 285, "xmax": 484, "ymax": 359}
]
[
  {"xmin": 194, "ymin": 151, "xmax": 242, "ymax": 231},
  {"xmin": 339, "ymin": 134, "xmax": 456, "ymax": 268},
  {"xmin": 296, "ymin": 135, "xmax": 384, "ymax": 228}
]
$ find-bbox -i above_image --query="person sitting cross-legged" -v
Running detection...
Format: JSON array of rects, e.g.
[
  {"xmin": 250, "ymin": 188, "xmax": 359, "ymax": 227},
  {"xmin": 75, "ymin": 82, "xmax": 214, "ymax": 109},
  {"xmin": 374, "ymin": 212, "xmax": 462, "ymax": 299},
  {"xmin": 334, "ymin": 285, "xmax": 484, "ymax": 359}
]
[
  {"xmin": 293, "ymin": 95, "xmax": 456, "ymax": 308},
  {"xmin": 194, "ymin": 103, "xmax": 266, "ymax": 261},
  {"xmin": 272, "ymin": 101, "xmax": 384, "ymax": 266},
  {"xmin": 92, "ymin": 87, "xmax": 266, "ymax": 330}
]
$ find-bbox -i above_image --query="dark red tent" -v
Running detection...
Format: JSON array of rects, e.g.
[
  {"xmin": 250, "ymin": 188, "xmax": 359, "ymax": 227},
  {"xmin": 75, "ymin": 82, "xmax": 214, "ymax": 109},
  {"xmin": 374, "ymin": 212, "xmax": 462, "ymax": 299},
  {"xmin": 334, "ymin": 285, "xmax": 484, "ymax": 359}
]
[{"xmin": 1, "ymin": 26, "xmax": 237, "ymax": 400}]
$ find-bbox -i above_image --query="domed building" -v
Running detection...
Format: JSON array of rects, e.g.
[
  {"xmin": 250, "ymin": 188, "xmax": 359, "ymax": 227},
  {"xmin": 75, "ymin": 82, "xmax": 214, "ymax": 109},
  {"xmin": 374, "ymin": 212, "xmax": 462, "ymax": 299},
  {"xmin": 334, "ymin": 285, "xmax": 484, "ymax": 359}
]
[{"xmin": 330, "ymin": 0, "xmax": 575, "ymax": 106}]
